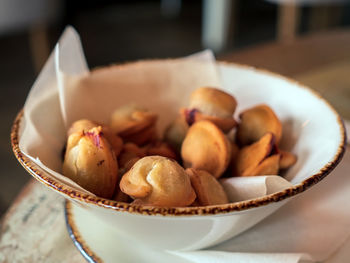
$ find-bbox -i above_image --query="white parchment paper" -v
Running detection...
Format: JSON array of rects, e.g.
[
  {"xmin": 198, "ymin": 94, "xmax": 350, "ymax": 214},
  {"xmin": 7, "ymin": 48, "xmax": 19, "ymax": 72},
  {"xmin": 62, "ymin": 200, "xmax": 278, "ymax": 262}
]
[{"xmin": 220, "ymin": 176, "xmax": 293, "ymax": 202}]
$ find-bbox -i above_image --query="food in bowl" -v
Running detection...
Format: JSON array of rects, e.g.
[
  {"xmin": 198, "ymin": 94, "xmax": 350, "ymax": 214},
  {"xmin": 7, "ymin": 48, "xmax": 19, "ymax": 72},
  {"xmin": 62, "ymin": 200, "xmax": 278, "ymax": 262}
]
[
  {"xmin": 180, "ymin": 87, "xmax": 237, "ymax": 132},
  {"xmin": 61, "ymin": 87, "xmax": 297, "ymax": 206},
  {"xmin": 187, "ymin": 168, "xmax": 228, "ymax": 206},
  {"xmin": 236, "ymin": 104, "xmax": 282, "ymax": 146},
  {"xmin": 233, "ymin": 132, "xmax": 279, "ymax": 177},
  {"xmin": 181, "ymin": 120, "xmax": 232, "ymax": 178},
  {"xmin": 110, "ymin": 104, "xmax": 158, "ymax": 146},
  {"xmin": 63, "ymin": 126, "xmax": 119, "ymax": 198},
  {"xmin": 120, "ymin": 156, "xmax": 196, "ymax": 206}
]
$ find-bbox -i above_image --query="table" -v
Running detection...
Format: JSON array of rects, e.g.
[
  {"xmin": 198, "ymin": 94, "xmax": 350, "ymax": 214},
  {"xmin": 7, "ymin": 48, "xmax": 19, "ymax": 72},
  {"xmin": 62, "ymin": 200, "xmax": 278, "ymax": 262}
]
[
  {"xmin": 221, "ymin": 28, "xmax": 350, "ymax": 119},
  {"xmin": 0, "ymin": 181, "xmax": 84, "ymax": 262},
  {"xmin": 1, "ymin": 29, "xmax": 350, "ymax": 262}
]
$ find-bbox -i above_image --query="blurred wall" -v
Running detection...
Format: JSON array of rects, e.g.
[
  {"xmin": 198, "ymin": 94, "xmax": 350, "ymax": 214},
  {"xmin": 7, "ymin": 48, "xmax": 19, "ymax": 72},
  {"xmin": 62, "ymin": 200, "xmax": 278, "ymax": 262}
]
[{"xmin": 0, "ymin": 0, "xmax": 62, "ymax": 34}]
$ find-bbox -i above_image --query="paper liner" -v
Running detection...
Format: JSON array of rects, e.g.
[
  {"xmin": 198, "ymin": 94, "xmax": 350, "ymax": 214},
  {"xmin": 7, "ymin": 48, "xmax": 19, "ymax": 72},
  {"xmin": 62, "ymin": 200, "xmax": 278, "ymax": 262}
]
[{"xmin": 220, "ymin": 176, "xmax": 293, "ymax": 202}]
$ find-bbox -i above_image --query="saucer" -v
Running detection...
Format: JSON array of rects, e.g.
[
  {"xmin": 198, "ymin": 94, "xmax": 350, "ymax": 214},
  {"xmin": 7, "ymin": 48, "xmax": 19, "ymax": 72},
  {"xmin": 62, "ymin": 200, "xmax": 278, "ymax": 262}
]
[
  {"xmin": 65, "ymin": 140, "xmax": 350, "ymax": 263},
  {"xmin": 64, "ymin": 201, "xmax": 192, "ymax": 263}
]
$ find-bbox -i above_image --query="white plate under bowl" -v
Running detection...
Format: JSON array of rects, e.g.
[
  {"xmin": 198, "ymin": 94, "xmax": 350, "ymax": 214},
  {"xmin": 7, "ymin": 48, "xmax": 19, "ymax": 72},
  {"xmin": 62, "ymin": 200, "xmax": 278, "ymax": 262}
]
[{"xmin": 65, "ymin": 201, "xmax": 192, "ymax": 263}]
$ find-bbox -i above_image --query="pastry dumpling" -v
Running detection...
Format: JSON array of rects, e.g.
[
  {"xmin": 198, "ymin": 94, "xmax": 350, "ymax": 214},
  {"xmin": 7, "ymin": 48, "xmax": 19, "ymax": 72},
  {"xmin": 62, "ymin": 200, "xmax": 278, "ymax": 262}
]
[
  {"xmin": 189, "ymin": 87, "xmax": 237, "ymax": 119},
  {"xmin": 118, "ymin": 143, "xmax": 146, "ymax": 171},
  {"xmin": 279, "ymin": 150, "xmax": 297, "ymax": 169},
  {"xmin": 110, "ymin": 104, "xmax": 157, "ymax": 145},
  {"xmin": 249, "ymin": 154, "xmax": 280, "ymax": 176},
  {"xmin": 100, "ymin": 125, "xmax": 123, "ymax": 157},
  {"xmin": 237, "ymin": 104, "xmax": 282, "ymax": 146},
  {"xmin": 181, "ymin": 120, "xmax": 231, "ymax": 178},
  {"xmin": 181, "ymin": 87, "xmax": 237, "ymax": 132},
  {"xmin": 63, "ymin": 126, "xmax": 118, "ymax": 198},
  {"xmin": 67, "ymin": 119, "xmax": 97, "ymax": 136},
  {"xmin": 144, "ymin": 141, "xmax": 177, "ymax": 160},
  {"xmin": 67, "ymin": 119, "xmax": 123, "ymax": 156},
  {"xmin": 187, "ymin": 168, "xmax": 228, "ymax": 206},
  {"xmin": 234, "ymin": 132, "xmax": 279, "ymax": 177},
  {"xmin": 120, "ymin": 156, "xmax": 196, "ymax": 207}
]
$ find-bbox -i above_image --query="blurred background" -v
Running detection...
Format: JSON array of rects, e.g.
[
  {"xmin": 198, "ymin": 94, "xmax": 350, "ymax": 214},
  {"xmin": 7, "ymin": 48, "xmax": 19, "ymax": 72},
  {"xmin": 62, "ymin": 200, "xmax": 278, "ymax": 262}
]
[{"xmin": 1, "ymin": 0, "xmax": 350, "ymax": 216}]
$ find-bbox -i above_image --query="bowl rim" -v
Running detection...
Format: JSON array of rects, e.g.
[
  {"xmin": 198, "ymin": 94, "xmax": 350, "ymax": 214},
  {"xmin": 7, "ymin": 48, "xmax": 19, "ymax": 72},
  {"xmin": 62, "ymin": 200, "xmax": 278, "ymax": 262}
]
[{"xmin": 11, "ymin": 60, "xmax": 347, "ymax": 217}]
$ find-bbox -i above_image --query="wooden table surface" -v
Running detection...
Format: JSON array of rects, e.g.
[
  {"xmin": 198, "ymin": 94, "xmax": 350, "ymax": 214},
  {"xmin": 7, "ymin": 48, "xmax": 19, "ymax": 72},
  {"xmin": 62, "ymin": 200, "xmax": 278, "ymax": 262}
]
[
  {"xmin": 221, "ymin": 28, "xmax": 350, "ymax": 119},
  {"xmin": 0, "ymin": 181, "xmax": 84, "ymax": 262},
  {"xmin": 1, "ymin": 29, "xmax": 350, "ymax": 262}
]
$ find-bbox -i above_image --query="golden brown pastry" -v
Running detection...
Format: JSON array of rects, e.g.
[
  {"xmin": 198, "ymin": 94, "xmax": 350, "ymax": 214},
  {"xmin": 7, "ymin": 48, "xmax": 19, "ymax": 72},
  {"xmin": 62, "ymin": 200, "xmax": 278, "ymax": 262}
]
[
  {"xmin": 113, "ymin": 174, "xmax": 132, "ymax": 203},
  {"xmin": 190, "ymin": 199, "xmax": 201, "ymax": 207},
  {"xmin": 113, "ymin": 189, "xmax": 132, "ymax": 203},
  {"xmin": 180, "ymin": 87, "xmax": 237, "ymax": 132},
  {"xmin": 110, "ymin": 104, "xmax": 157, "ymax": 145},
  {"xmin": 190, "ymin": 87, "xmax": 237, "ymax": 118},
  {"xmin": 236, "ymin": 104, "xmax": 282, "ymax": 146},
  {"xmin": 279, "ymin": 150, "xmax": 297, "ymax": 169},
  {"xmin": 234, "ymin": 132, "xmax": 278, "ymax": 177},
  {"xmin": 118, "ymin": 143, "xmax": 146, "ymax": 170},
  {"xmin": 121, "ymin": 123, "xmax": 157, "ymax": 146},
  {"xmin": 249, "ymin": 154, "xmax": 280, "ymax": 176},
  {"xmin": 180, "ymin": 108, "xmax": 237, "ymax": 133},
  {"xmin": 67, "ymin": 119, "xmax": 97, "ymax": 136},
  {"xmin": 101, "ymin": 125, "xmax": 123, "ymax": 157},
  {"xmin": 144, "ymin": 141, "xmax": 177, "ymax": 160},
  {"xmin": 67, "ymin": 119, "xmax": 123, "ymax": 157},
  {"xmin": 164, "ymin": 116, "xmax": 189, "ymax": 152},
  {"xmin": 63, "ymin": 126, "xmax": 118, "ymax": 198},
  {"xmin": 227, "ymin": 142, "xmax": 240, "ymax": 176},
  {"xmin": 181, "ymin": 120, "xmax": 231, "ymax": 178},
  {"xmin": 120, "ymin": 156, "xmax": 196, "ymax": 207},
  {"xmin": 186, "ymin": 168, "xmax": 228, "ymax": 206}
]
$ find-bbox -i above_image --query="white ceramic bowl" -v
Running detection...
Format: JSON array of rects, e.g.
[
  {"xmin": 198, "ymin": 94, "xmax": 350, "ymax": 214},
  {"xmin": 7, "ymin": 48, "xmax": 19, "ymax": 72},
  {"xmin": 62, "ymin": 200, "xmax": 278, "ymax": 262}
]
[{"xmin": 11, "ymin": 61, "xmax": 346, "ymax": 251}]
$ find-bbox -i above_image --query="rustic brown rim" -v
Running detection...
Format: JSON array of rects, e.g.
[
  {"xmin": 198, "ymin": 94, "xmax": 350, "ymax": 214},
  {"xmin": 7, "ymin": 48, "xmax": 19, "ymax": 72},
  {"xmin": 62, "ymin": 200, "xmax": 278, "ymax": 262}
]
[{"xmin": 11, "ymin": 61, "xmax": 347, "ymax": 217}]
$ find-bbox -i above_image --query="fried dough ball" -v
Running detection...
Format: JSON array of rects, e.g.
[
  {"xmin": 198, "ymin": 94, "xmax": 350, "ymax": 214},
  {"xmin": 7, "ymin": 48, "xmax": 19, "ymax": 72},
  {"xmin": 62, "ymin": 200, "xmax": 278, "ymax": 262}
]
[
  {"xmin": 237, "ymin": 104, "xmax": 282, "ymax": 146},
  {"xmin": 190, "ymin": 87, "xmax": 237, "ymax": 118},
  {"xmin": 67, "ymin": 119, "xmax": 123, "ymax": 156},
  {"xmin": 67, "ymin": 119, "xmax": 97, "ymax": 136},
  {"xmin": 279, "ymin": 150, "xmax": 297, "ymax": 169},
  {"xmin": 110, "ymin": 104, "xmax": 157, "ymax": 145},
  {"xmin": 234, "ymin": 132, "xmax": 279, "ymax": 177},
  {"xmin": 120, "ymin": 156, "xmax": 196, "ymax": 207},
  {"xmin": 227, "ymin": 142, "xmax": 240, "ymax": 176},
  {"xmin": 180, "ymin": 108, "xmax": 237, "ymax": 133},
  {"xmin": 113, "ymin": 189, "xmax": 132, "ymax": 203},
  {"xmin": 113, "ymin": 175, "xmax": 132, "ymax": 203},
  {"xmin": 118, "ymin": 143, "xmax": 146, "ymax": 170},
  {"xmin": 186, "ymin": 168, "xmax": 228, "ymax": 206},
  {"xmin": 249, "ymin": 154, "xmax": 280, "ymax": 176},
  {"xmin": 181, "ymin": 87, "xmax": 237, "ymax": 132},
  {"xmin": 181, "ymin": 120, "xmax": 231, "ymax": 178},
  {"xmin": 121, "ymin": 124, "xmax": 157, "ymax": 146},
  {"xmin": 100, "ymin": 126, "xmax": 123, "ymax": 157},
  {"xmin": 144, "ymin": 141, "xmax": 177, "ymax": 160},
  {"xmin": 63, "ymin": 126, "xmax": 118, "ymax": 198}
]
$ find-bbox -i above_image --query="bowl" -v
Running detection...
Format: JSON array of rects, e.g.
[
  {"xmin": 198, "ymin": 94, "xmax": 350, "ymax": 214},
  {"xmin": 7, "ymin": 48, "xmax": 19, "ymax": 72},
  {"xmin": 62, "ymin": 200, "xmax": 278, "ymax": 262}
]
[{"xmin": 11, "ymin": 60, "xmax": 346, "ymax": 251}]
